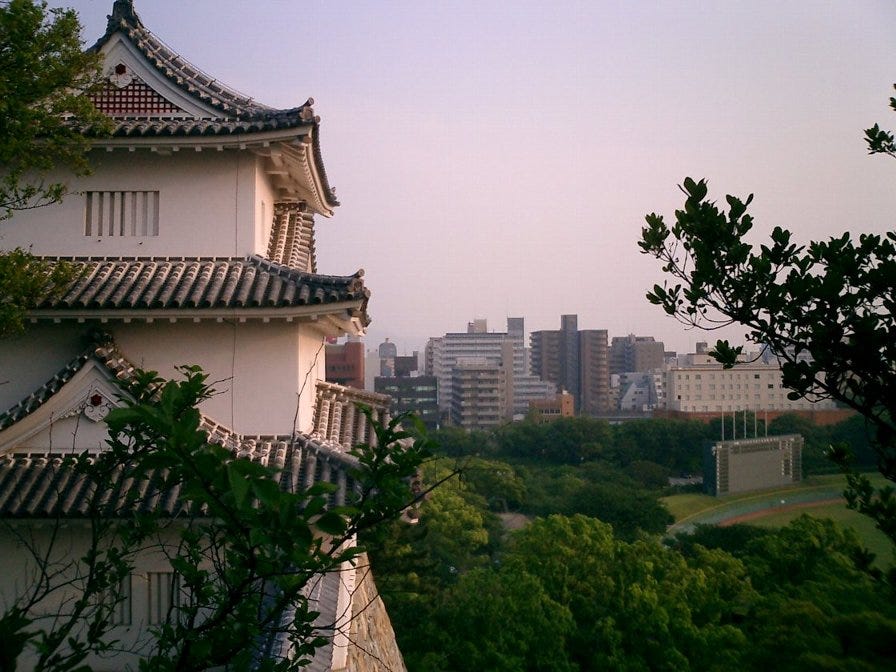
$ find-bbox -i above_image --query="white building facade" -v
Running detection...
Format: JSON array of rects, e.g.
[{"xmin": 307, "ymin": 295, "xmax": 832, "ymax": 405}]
[{"xmin": 665, "ymin": 351, "xmax": 839, "ymax": 414}]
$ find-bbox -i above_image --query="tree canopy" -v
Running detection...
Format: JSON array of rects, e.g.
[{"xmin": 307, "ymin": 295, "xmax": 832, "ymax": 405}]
[
  {"xmin": 0, "ymin": 0, "xmax": 108, "ymax": 218},
  {"xmin": 0, "ymin": 0, "xmax": 110, "ymax": 338}
]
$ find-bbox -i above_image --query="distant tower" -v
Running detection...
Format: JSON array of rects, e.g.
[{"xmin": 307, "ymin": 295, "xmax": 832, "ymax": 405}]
[
  {"xmin": 530, "ymin": 315, "xmax": 610, "ymax": 415},
  {"xmin": 378, "ymin": 338, "xmax": 397, "ymax": 377}
]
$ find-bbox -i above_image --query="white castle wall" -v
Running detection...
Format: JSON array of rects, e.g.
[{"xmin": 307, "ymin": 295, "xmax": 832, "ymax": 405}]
[{"xmin": 0, "ymin": 150, "xmax": 269, "ymax": 260}]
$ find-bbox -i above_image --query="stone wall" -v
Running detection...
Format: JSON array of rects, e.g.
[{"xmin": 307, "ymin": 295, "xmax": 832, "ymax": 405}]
[{"xmin": 340, "ymin": 555, "xmax": 407, "ymax": 672}]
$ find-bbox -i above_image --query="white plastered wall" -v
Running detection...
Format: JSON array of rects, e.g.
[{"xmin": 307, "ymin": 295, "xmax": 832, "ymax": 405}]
[
  {"xmin": 0, "ymin": 315, "xmax": 332, "ymax": 442},
  {"xmin": 255, "ymin": 161, "xmax": 279, "ymax": 254},
  {"xmin": 0, "ymin": 522, "xmax": 193, "ymax": 672},
  {"xmin": 113, "ymin": 320, "xmax": 326, "ymax": 436},
  {"xmin": 0, "ymin": 150, "xmax": 265, "ymax": 259},
  {"xmin": 0, "ymin": 323, "xmax": 87, "ymax": 412}
]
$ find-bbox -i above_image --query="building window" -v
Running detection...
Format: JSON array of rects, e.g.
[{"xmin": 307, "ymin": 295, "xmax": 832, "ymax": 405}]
[
  {"xmin": 147, "ymin": 572, "xmax": 181, "ymax": 625},
  {"xmin": 84, "ymin": 191, "xmax": 160, "ymax": 237},
  {"xmin": 109, "ymin": 574, "xmax": 132, "ymax": 626}
]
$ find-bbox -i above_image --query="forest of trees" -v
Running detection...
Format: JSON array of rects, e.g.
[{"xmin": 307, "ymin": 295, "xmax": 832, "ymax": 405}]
[{"xmin": 365, "ymin": 415, "xmax": 895, "ymax": 671}]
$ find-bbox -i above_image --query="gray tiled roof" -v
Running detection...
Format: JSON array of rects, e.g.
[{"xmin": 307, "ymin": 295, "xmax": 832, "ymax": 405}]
[
  {"xmin": 0, "ymin": 433, "xmax": 359, "ymax": 519},
  {"xmin": 80, "ymin": 109, "xmax": 316, "ymax": 138},
  {"xmin": 31, "ymin": 255, "xmax": 369, "ymax": 322}
]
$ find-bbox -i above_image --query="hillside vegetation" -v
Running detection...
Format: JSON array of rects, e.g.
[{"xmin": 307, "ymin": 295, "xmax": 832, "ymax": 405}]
[{"xmin": 366, "ymin": 415, "xmax": 896, "ymax": 671}]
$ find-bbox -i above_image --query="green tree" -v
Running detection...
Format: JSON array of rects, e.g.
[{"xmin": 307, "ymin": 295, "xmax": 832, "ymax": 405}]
[
  {"xmin": 418, "ymin": 566, "xmax": 576, "ymax": 672},
  {"xmin": 625, "ymin": 459, "xmax": 670, "ymax": 489},
  {"xmin": 508, "ymin": 515, "xmax": 749, "ymax": 671},
  {"xmin": 0, "ymin": 1, "xmax": 109, "ymax": 337},
  {"xmin": 0, "ymin": 249, "xmax": 75, "ymax": 338},
  {"xmin": 0, "ymin": 0, "xmax": 107, "ymax": 218},
  {"xmin": 516, "ymin": 463, "xmax": 671, "ymax": 540},
  {"xmin": 639, "ymin": 90, "xmax": 896, "ymax": 542},
  {"xmin": 458, "ymin": 457, "xmax": 527, "ymax": 511},
  {"xmin": 736, "ymin": 517, "xmax": 896, "ymax": 671}
]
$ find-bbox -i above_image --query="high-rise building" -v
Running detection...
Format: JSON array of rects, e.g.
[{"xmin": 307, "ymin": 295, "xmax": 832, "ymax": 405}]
[
  {"xmin": 560, "ymin": 314, "xmax": 580, "ymax": 402},
  {"xmin": 579, "ymin": 329, "xmax": 610, "ymax": 415},
  {"xmin": 325, "ymin": 340, "xmax": 365, "ymax": 389},
  {"xmin": 449, "ymin": 359, "xmax": 511, "ymax": 430},
  {"xmin": 375, "ymin": 375, "xmax": 439, "ymax": 429},
  {"xmin": 609, "ymin": 335, "xmax": 665, "ymax": 374},
  {"xmin": 426, "ymin": 318, "xmax": 555, "ymax": 424},
  {"xmin": 378, "ymin": 338, "xmax": 398, "ymax": 376},
  {"xmin": 531, "ymin": 315, "xmax": 610, "ymax": 415},
  {"xmin": 373, "ymin": 346, "xmax": 438, "ymax": 428}
]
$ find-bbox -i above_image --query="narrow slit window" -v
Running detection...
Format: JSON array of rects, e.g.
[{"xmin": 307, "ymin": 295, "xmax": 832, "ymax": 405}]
[
  {"xmin": 110, "ymin": 574, "xmax": 133, "ymax": 626},
  {"xmin": 84, "ymin": 191, "xmax": 159, "ymax": 237},
  {"xmin": 147, "ymin": 571, "xmax": 180, "ymax": 625}
]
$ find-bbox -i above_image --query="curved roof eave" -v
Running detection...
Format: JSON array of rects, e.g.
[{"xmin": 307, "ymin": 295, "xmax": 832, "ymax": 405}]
[
  {"xmin": 86, "ymin": 2, "xmax": 339, "ymax": 211},
  {"xmin": 89, "ymin": 1, "xmax": 271, "ymax": 119}
]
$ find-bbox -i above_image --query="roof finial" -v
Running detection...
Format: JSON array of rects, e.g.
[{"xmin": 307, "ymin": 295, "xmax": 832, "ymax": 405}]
[{"xmin": 106, "ymin": 1, "xmax": 141, "ymax": 32}]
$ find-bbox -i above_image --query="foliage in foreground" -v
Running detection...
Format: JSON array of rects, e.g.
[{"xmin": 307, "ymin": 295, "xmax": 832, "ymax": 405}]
[
  {"xmin": 376, "ymin": 504, "xmax": 896, "ymax": 671},
  {"xmin": 0, "ymin": 0, "xmax": 111, "ymax": 338},
  {"xmin": 0, "ymin": 366, "xmax": 429, "ymax": 671},
  {"xmin": 0, "ymin": 250, "xmax": 76, "ymax": 338},
  {"xmin": 0, "ymin": 0, "xmax": 109, "ymax": 219}
]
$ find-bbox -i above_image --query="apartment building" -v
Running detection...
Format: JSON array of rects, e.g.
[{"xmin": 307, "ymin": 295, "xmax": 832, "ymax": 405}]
[
  {"xmin": 426, "ymin": 318, "xmax": 555, "ymax": 420},
  {"xmin": 530, "ymin": 315, "xmax": 610, "ymax": 415}
]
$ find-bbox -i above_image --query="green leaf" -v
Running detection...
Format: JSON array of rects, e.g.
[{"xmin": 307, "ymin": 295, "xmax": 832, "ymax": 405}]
[
  {"xmin": 315, "ymin": 511, "xmax": 348, "ymax": 536},
  {"xmin": 228, "ymin": 464, "xmax": 250, "ymax": 509}
]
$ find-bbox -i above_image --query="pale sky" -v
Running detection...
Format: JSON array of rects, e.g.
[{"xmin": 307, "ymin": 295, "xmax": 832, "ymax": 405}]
[{"xmin": 61, "ymin": 1, "xmax": 896, "ymax": 354}]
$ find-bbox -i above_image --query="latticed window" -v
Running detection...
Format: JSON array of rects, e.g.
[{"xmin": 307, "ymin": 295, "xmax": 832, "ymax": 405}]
[
  {"xmin": 91, "ymin": 81, "xmax": 183, "ymax": 115},
  {"xmin": 108, "ymin": 575, "xmax": 132, "ymax": 626},
  {"xmin": 147, "ymin": 572, "xmax": 181, "ymax": 625},
  {"xmin": 84, "ymin": 191, "xmax": 159, "ymax": 237}
]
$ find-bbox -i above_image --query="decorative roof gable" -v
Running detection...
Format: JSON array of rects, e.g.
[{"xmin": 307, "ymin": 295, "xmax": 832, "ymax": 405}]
[
  {"xmin": 81, "ymin": 1, "xmax": 339, "ymax": 213},
  {"xmin": 0, "ymin": 334, "xmax": 366, "ymax": 515},
  {"xmin": 91, "ymin": 1, "xmax": 276, "ymax": 120},
  {"xmin": 91, "ymin": 73, "xmax": 187, "ymax": 116}
]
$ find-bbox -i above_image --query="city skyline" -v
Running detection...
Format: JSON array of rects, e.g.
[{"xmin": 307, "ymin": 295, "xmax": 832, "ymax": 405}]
[{"xmin": 59, "ymin": 0, "xmax": 896, "ymax": 354}]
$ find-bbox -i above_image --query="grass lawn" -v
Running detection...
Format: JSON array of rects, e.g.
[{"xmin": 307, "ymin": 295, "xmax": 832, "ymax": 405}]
[
  {"xmin": 748, "ymin": 501, "xmax": 895, "ymax": 568},
  {"xmin": 663, "ymin": 473, "xmax": 894, "ymax": 569},
  {"xmin": 662, "ymin": 473, "xmax": 889, "ymax": 524},
  {"xmin": 661, "ymin": 493, "xmax": 717, "ymax": 521}
]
